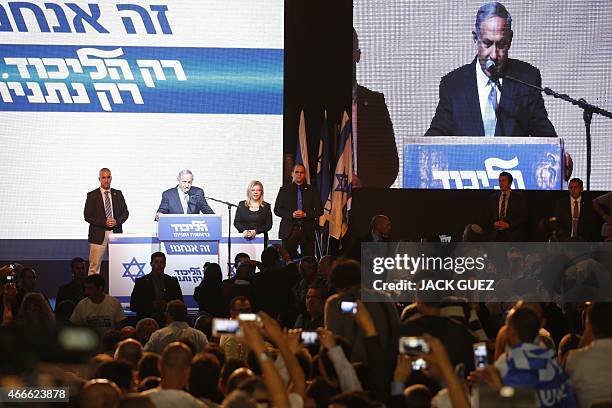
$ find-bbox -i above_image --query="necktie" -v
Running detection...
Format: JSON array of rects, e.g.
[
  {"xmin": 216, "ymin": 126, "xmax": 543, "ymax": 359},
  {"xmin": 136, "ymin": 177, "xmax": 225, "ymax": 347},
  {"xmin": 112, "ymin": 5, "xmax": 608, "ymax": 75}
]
[
  {"xmin": 297, "ymin": 185, "xmax": 303, "ymax": 211},
  {"xmin": 572, "ymin": 200, "xmax": 579, "ymax": 237},
  {"xmin": 182, "ymin": 193, "xmax": 189, "ymax": 214},
  {"xmin": 484, "ymin": 80, "xmax": 498, "ymax": 137},
  {"xmin": 499, "ymin": 192, "xmax": 507, "ymax": 219},
  {"xmin": 104, "ymin": 191, "xmax": 112, "ymax": 218}
]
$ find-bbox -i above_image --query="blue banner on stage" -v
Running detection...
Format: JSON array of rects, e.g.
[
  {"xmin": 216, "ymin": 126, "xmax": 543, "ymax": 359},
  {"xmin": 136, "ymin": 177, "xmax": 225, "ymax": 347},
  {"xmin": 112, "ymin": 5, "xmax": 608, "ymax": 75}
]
[
  {"xmin": 0, "ymin": 45, "xmax": 283, "ymax": 114},
  {"xmin": 163, "ymin": 241, "xmax": 218, "ymax": 255},
  {"xmin": 158, "ymin": 215, "xmax": 222, "ymax": 241},
  {"xmin": 402, "ymin": 137, "xmax": 564, "ymax": 190}
]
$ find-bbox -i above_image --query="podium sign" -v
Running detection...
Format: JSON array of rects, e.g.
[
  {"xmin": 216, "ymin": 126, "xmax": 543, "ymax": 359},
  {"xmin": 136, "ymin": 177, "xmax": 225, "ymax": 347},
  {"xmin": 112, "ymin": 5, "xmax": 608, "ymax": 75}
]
[
  {"xmin": 157, "ymin": 214, "xmax": 222, "ymax": 241},
  {"xmin": 403, "ymin": 137, "xmax": 564, "ymax": 190}
]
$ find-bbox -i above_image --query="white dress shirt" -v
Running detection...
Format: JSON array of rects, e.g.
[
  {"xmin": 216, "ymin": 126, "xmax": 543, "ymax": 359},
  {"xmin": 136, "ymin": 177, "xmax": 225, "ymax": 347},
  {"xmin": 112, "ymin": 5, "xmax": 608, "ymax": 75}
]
[
  {"xmin": 177, "ymin": 186, "xmax": 188, "ymax": 214},
  {"xmin": 476, "ymin": 61, "xmax": 502, "ymax": 134}
]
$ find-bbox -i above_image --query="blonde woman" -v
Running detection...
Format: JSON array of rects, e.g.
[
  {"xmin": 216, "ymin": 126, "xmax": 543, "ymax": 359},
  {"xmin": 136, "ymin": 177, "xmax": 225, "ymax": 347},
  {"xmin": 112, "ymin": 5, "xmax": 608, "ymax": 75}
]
[{"xmin": 234, "ymin": 180, "xmax": 273, "ymax": 247}]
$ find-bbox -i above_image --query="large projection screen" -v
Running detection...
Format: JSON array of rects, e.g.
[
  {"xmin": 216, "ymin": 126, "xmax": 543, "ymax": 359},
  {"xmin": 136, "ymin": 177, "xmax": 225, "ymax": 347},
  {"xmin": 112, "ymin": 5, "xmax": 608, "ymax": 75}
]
[
  {"xmin": 354, "ymin": 0, "xmax": 612, "ymax": 190},
  {"xmin": 0, "ymin": 0, "xmax": 284, "ymax": 242}
]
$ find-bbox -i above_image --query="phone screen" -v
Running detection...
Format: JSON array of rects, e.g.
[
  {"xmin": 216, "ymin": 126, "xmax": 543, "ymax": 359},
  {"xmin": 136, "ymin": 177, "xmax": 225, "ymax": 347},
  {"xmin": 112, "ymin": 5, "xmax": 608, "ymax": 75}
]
[
  {"xmin": 474, "ymin": 342, "xmax": 487, "ymax": 369},
  {"xmin": 340, "ymin": 301, "xmax": 357, "ymax": 314},
  {"xmin": 212, "ymin": 318, "xmax": 240, "ymax": 336},
  {"xmin": 300, "ymin": 331, "xmax": 319, "ymax": 345}
]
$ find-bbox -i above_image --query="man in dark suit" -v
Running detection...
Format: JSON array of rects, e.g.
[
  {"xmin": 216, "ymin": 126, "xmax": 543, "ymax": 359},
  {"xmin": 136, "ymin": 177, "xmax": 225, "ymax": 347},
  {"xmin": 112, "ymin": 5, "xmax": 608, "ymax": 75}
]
[
  {"xmin": 130, "ymin": 252, "xmax": 183, "ymax": 325},
  {"xmin": 274, "ymin": 164, "xmax": 323, "ymax": 258},
  {"xmin": 487, "ymin": 171, "xmax": 527, "ymax": 242},
  {"xmin": 353, "ymin": 28, "xmax": 399, "ymax": 188},
  {"xmin": 425, "ymin": 2, "xmax": 557, "ymax": 138},
  {"xmin": 56, "ymin": 257, "xmax": 87, "ymax": 308},
  {"xmin": 554, "ymin": 178, "xmax": 598, "ymax": 241},
  {"xmin": 156, "ymin": 169, "xmax": 214, "ymax": 219},
  {"xmin": 84, "ymin": 168, "xmax": 129, "ymax": 275}
]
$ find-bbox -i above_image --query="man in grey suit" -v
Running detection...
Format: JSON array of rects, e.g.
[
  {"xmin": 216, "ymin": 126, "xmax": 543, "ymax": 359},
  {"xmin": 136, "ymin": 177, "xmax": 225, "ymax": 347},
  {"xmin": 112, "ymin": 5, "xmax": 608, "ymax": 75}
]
[{"xmin": 156, "ymin": 169, "xmax": 214, "ymax": 220}]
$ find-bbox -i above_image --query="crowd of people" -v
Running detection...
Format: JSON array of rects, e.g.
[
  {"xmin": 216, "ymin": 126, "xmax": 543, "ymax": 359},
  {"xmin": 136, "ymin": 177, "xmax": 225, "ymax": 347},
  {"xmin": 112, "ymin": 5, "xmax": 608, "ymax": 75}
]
[{"xmin": 2, "ymin": 244, "xmax": 612, "ymax": 408}]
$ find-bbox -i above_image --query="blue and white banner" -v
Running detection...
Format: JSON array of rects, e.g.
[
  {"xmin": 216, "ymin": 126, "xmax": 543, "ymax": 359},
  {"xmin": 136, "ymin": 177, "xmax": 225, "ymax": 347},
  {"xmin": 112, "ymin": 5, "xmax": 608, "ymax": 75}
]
[
  {"xmin": 403, "ymin": 137, "xmax": 564, "ymax": 190},
  {"xmin": 157, "ymin": 215, "xmax": 222, "ymax": 241},
  {"xmin": 0, "ymin": 45, "xmax": 282, "ymax": 113},
  {"xmin": 0, "ymin": 0, "xmax": 284, "ymax": 242}
]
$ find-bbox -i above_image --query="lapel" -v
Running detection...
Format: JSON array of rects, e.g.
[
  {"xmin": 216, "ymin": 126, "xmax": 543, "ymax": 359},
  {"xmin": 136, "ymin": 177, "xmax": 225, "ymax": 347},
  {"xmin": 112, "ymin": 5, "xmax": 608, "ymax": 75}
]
[
  {"xmin": 496, "ymin": 59, "xmax": 517, "ymax": 136},
  {"xmin": 171, "ymin": 187, "xmax": 185, "ymax": 214},
  {"xmin": 110, "ymin": 189, "xmax": 119, "ymax": 214},
  {"xmin": 466, "ymin": 58, "xmax": 485, "ymax": 135}
]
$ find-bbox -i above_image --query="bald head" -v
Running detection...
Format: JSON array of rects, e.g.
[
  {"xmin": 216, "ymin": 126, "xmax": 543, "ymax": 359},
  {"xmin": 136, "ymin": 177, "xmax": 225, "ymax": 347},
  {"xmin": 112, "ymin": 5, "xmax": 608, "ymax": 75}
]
[
  {"xmin": 162, "ymin": 342, "xmax": 193, "ymax": 369},
  {"xmin": 371, "ymin": 215, "xmax": 391, "ymax": 238},
  {"xmin": 160, "ymin": 342, "xmax": 193, "ymax": 389},
  {"xmin": 80, "ymin": 379, "xmax": 121, "ymax": 408}
]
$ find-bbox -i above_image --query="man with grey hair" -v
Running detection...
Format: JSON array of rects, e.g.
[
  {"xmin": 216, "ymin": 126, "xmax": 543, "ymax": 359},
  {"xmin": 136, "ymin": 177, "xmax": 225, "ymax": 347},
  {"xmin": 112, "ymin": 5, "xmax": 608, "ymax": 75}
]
[
  {"xmin": 156, "ymin": 169, "xmax": 214, "ymax": 219},
  {"xmin": 84, "ymin": 168, "xmax": 129, "ymax": 275},
  {"xmin": 425, "ymin": 2, "xmax": 557, "ymax": 138}
]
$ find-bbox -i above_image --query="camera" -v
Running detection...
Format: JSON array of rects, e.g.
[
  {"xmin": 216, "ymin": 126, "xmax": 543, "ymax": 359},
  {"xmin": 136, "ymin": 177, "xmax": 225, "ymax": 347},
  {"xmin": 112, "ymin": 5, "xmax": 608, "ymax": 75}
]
[
  {"xmin": 340, "ymin": 301, "xmax": 358, "ymax": 314},
  {"xmin": 300, "ymin": 331, "xmax": 319, "ymax": 345},
  {"xmin": 212, "ymin": 318, "xmax": 240, "ymax": 336}
]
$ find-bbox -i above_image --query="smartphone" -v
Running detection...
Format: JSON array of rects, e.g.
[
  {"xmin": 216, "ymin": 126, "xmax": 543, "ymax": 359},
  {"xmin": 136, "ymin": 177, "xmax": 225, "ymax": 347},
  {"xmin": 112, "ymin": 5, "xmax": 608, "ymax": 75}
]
[
  {"xmin": 300, "ymin": 331, "xmax": 319, "ymax": 345},
  {"xmin": 212, "ymin": 318, "xmax": 240, "ymax": 336},
  {"xmin": 340, "ymin": 301, "xmax": 358, "ymax": 314},
  {"xmin": 473, "ymin": 341, "xmax": 488, "ymax": 370},
  {"xmin": 411, "ymin": 357, "xmax": 427, "ymax": 371},
  {"xmin": 399, "ymin": 336, "xmax": 430, "ymax": 356},
  {"xmin": 238, "ymin": 313, "xmax": 260, "ymax": 322},
  {"xmin": 5, "ymin": 274, "xmax": 15, "ymax": 283}
]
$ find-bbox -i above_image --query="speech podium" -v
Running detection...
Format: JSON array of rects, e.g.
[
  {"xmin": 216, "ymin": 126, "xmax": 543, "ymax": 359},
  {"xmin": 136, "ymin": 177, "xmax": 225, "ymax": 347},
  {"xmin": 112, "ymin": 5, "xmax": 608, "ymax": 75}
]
[
  {"xmin": 108, "ymin": 214, "xmax": 264, "ymax": 308},
  {"xmin": 402, "ymin": 136, "xmax": 565, "ymax": 190}
]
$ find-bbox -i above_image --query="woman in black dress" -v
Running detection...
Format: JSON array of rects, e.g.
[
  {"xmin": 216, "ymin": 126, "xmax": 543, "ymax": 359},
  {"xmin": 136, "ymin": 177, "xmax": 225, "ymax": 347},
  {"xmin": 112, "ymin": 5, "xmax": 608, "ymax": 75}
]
[{"xmin": 234, "ymin": 180, "xmax": 273, "ymax": 247}]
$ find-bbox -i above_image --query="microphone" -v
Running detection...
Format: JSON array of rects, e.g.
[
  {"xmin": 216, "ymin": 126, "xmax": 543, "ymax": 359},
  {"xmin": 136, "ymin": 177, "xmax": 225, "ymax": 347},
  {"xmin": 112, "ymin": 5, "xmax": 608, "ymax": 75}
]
[{"xmin": 485, "ymin": 59, "xmax": 502, "ymax": 89}]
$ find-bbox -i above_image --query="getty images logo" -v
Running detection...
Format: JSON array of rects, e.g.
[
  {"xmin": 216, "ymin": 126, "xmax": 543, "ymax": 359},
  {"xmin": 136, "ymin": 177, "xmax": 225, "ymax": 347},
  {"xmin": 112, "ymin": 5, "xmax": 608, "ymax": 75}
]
[
  {"xmin": 170, "ymin": 220, "xmax": 210, "ymax": 233},
  {"xmin": 432, "ymin": 157, "xmax": 526, "ymax": 189}
]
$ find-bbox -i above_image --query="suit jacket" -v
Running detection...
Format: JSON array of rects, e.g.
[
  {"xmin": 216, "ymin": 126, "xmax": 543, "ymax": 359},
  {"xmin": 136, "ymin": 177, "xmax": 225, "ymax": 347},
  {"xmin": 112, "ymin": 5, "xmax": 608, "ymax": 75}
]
[
  {"xmin": 157, "ymin": 186, "xmax": 214, "ymax": 215},
  {"xmin": 554, "ymin": 196, "xmax": 598, "ymax": 241},
  {"xmin": 274, "ymin": 182, "xmax": 323, "ymax": 240},
  {"xmin": 425, "ymin": 58, "xmax": 557, "ymax": 137},
  {"xmin": 355, "ymin": 85, "xmax": 399, "ymax": 187},
  {"xmin": 84, "ymin": 188, "xmax": 129, "ymax": 244},
  {"xmin": 486, "ymin": 190, "xmax": 528, "ymax": 242},
  {"xmin": 130, "ymin": 273, "xmax": 183, "ymax": 320},
  {"xmin": 56, "ymin": 280, "xmax": 85, "ymax": 307}
]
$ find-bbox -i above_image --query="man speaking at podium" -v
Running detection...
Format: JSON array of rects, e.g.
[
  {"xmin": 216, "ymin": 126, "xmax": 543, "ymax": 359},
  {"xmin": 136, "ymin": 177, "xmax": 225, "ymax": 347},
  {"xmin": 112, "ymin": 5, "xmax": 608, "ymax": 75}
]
[
  {"xmin": 156, "ymin": 169, "xmax": 214, "ymax": 219},
  {"xmin": 425, "ymin": 2, "xmax": 557, "ymax": 138}
]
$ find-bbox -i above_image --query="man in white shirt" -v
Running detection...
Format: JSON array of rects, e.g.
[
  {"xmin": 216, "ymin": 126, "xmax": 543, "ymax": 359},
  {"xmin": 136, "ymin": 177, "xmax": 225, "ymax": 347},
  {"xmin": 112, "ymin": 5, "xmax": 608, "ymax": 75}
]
[
  {"xmin": 144, "ymin": 300, "xmax": 208, "ymax": 354},
  {"xmin": 566, "ymin": 302, "xmax": 612, "ymax": 408},
  {"xmin": 69, "ymin": 274, "xmax": 126, "ymax": 338},
  {"xmin": 142, "ymin": 342, "xmax": 206, "ymax": 407},
  {"xmin": 84, "ymin": 168, "xmax": 129, "ymax": 275}
]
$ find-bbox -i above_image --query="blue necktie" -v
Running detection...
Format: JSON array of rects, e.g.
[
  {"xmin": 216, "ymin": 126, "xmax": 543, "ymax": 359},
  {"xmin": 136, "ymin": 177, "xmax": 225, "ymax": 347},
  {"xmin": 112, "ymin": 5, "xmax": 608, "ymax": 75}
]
[
  {"xmin": 484, "ymin": 80, "xmax": 498, "ymax": 137},
  {"xmin": 104, "ymin": 191, "xmax": 112, "ymax": 218},
  {"xmin": 297, "ymin": 185, "xmax": 303, "ymax": 211},
  {"xmin": 499, "ymin": 192, "xmax": 507, "ymax": 219}
]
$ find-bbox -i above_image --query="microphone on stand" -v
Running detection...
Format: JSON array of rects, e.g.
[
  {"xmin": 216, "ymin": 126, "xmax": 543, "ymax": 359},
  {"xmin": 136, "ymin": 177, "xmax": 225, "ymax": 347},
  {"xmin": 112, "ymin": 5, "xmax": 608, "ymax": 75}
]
[{"xmin": 485, "ymin": 59, "xmax": 502, "ymax": 89}]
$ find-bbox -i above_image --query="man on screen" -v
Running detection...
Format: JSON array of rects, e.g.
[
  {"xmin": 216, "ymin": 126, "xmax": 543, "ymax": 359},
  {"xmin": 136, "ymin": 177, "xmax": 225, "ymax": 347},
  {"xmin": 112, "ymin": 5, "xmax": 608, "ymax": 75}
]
[
  {"xmin": 425, "ymin": 2, "xmax": 557, "ymax": 138},
  {"xmin": 352, "ymin": 28, "xmax": 399, "ymax": 188},
  {"xmin": 84, "ymin": 168, "xmax": 129, "ymax": 275},
  {"xmin": 155, "ymin": 169, "xmax": 214, "ymax": 220}
]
